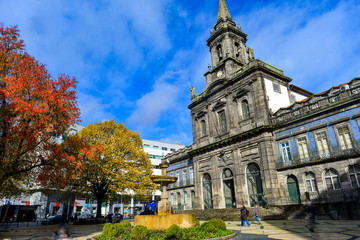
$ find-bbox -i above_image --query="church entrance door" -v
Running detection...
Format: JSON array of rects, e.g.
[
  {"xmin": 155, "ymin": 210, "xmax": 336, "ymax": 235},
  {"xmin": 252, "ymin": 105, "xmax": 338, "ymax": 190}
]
[
  {"xmin": 222, "ymin": 169, "xmax": 235, "ymax": 208},
  {"xmin": 246, "ymin": 163, "xmax": 264, "ymax": 207},
  {"xmin": 202, "ymin": 173, "xmax": 213, "ymax": 209}
]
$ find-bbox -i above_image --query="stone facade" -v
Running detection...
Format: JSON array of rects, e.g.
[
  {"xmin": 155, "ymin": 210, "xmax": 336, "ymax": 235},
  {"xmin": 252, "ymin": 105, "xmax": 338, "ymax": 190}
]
[{"xmin": 165, "ymin": 0, "xmax": 360, "ymax": 215}]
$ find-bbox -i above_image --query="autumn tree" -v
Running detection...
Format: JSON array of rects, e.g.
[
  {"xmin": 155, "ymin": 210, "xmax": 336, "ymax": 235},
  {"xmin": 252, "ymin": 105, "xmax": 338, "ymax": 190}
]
[
  {"xmin": 73, "ymin": 120, "xmax": 155, "ymax": 218},
  {"xmin": 0, "ymin": 26, "xmax": 80, "ymax": 197}
]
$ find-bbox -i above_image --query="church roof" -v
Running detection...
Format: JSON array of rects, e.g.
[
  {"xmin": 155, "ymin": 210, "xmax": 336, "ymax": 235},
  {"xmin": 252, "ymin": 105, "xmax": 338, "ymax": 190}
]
[{"xmin": 217, "ymin": 0, "xmax": 232, "ymax": 23}]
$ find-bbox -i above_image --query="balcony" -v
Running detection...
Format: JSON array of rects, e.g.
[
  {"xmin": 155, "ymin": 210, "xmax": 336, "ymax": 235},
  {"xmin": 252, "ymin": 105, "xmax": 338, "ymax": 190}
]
[
  {"xmin": 168, "ymin": 178, "xmax": 195, "ymax": 190},
  {"xmin": 276, "ymin": 147, "xmax": 360, "ymax": 169}
]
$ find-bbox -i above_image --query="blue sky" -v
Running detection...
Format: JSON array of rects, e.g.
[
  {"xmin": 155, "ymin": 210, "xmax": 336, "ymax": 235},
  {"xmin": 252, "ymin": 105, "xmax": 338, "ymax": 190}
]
[{"xmin": 1, "ymin": 0, "xmax": 359, "ymax": 146}]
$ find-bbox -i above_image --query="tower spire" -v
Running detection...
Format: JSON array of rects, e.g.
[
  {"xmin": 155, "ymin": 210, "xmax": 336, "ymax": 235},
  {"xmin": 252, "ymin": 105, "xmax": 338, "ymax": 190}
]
[{"xmin": 217, "ymin": 0, "xmax": 232, "ymax": 23}]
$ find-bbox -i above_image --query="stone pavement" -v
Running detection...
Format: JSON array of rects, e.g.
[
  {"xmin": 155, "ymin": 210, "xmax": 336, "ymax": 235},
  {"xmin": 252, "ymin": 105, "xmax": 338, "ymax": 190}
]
[
  {"xmin": 226, "ymin": 220, "xmax": 360, "ymax": 240},
  {"xmin": 0, "ymin": 220, "xmax": 359, "ymax": 240}
]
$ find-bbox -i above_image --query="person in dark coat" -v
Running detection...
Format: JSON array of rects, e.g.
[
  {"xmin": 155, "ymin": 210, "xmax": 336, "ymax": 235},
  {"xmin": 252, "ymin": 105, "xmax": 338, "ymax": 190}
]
[{"xmin": 241, "ymin": 206, "xmax": 251, "ymax": 228}]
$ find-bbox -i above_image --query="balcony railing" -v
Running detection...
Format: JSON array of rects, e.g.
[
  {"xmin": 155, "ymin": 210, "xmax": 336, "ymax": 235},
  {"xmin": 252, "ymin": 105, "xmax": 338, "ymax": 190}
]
[
  {"xmin": 168, "ymin": 178, "xmax": 194, "ymax": 189},
  {"xmin": 276, "ymin": 147, "xmax": 360, "ymax": 169}
]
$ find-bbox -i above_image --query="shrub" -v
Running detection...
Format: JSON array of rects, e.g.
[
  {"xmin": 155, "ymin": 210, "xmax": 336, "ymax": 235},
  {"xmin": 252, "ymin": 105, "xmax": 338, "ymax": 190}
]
[
  {"xmin": 195, "ymin": 218, "xmax": 200, "ymax": 227},
  {"xmin": 209, "ymin": 218, "xmax": 226, "ymax": 230},
  {"xmin": 130, "ymin": 225, "xmax": 148, "ymax": 240},
  {"xmin": 165, "ymin": 224, "xmax": 183, "ymax": 239},
  {"xmin": 103, "ymin": 223, "xmax": 112, "ymax": 235},
  {"xmin": 107, "ymin": 225, "xmax": 118, "ymax": 237},
  {"xmin": 201, "ymin": 222, "xmax": 217, "ymax": 233},
  {"xmin": 120, "ymin": 220, "xmax": 132, "ymax": 229}
]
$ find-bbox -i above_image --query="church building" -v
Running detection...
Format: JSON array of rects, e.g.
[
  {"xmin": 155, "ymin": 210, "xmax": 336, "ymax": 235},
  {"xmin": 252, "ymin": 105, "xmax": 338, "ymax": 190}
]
[{"xmin": 164, "ymin": 0, "xmax": 360, "ymax": 215}]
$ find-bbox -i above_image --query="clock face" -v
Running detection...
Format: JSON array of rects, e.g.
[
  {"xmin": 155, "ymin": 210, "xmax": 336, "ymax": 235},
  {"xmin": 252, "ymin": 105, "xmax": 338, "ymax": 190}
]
[{"xmin": 217, "ymin": 71, "xmax": 223, "ymax": 78}]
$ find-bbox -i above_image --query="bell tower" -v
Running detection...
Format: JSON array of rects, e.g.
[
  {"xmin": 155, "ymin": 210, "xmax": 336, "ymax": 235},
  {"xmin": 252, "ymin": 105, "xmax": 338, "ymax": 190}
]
[{"xmin": 205, "ymin": 0, "xmax": 248, "ymax": 85}]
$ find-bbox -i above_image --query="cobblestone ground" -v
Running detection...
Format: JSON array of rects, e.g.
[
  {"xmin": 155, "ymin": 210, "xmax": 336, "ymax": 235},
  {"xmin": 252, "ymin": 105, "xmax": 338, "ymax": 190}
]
[
  {"xmin": 0, "ymin": 220, "xmax": 359, "ymax": 240},
  {"xmin": 227, "ymin": 220, "xmax": 360, "ymax": 240}
]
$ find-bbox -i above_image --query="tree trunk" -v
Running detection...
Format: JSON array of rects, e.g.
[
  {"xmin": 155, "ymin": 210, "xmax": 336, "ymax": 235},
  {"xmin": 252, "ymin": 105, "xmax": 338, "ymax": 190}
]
[{"xmin": 96, "ymin": 197, "xmax": 103, "ymax": 218}]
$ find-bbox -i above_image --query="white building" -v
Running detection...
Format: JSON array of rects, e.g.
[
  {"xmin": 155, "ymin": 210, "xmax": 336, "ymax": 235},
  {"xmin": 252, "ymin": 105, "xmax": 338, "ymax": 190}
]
[{"xmin": 142, "ymin": 139, "xmax": 184, "ymax": 198}]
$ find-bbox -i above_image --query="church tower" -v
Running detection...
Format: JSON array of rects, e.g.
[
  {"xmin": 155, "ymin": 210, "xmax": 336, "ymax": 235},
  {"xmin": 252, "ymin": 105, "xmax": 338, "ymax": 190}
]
[{"xmin": 205, "ymin": 0, "xmax": 248, "ymax": 85}]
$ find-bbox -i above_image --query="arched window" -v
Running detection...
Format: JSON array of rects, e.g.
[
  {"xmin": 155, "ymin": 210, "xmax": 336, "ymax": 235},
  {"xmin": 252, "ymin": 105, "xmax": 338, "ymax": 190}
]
[
  {"xmin": 201, "ymin": 120, "xmax": 207, "ymax": 136},
  {"xmin": 246, "ymin": 163, "xmax": 264, "ymax": 206},
  {"xmin": 218, "ymin": 110, "xmax": 227, "ymax": 134},
  {"xmin": 217, "ymin": 45, "xmax": 223, "ymax": 60},
  {"xmin": 235, "ymin": 42, "xmax": 240, "ymax": 57},
  {"xmin": 324, "ymin": 169, "xmax": 341, "ymax": 190},
  {"xmin": 348, "ymin": 165, "xmax": 360, "ymax": 188},
  {"xmin": 242, "ymin": 100, "xmax": 250, "ymax": 119},
  {"xmin": 304, "ymin": 172, "xmax": 318, "ymax": 192}
]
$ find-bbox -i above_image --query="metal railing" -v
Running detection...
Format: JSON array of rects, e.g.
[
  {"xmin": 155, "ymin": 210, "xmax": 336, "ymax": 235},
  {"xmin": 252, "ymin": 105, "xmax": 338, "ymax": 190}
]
[
  {"xmin": 276, "ymin": 147, "xmax": 360, "ymax": 169},
  {"xmin": 168, "ymin": 178, "xmax": 194, "ymax": 189}
]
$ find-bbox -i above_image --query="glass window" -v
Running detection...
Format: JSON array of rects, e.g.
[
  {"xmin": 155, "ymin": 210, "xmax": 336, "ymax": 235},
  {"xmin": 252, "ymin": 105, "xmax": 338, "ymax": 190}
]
[
  {"xmin": 218, "ymin": 110, "xmax": 227, "ymax": 134},
  {"xmin": 170, "ymin": 148, "xmax": 176, "ymax": 151},
  {"xmin": 144, "ymin": 144, "xmax": 150, "ymax": 148},
  {"xmin": 183, "ymin": 169, "xmax": 187, "ymax": 183},
  {"xmin": 241, "ymin": 100, "xmax": 250, "ymax": 119},
  {"xmin": 189, "ymin": 168, "xmax": 194, "ymax": 184},
  {"xmin": 162, "ymin": 147, "xmax": 168, "ymax": 151},
  {"xmin": 315, "ymin": 132, "xmax": 330, "ymax": 157},
  {"xmin": 337, "ymin": 126, "xmax": 353, "ymax": 150},
  {"xmin": 184, "ymin": 192, "xmax": 188, "ymax": 204},
  {"xmin": 273, "ymin": 83, "xmax": 281, "ymax": 93},
  {"xmin": 154, "ymin": 155, "xmax": 162, "ymax": 159},
  {"xmin": 348, "ymin": 165, "xmax": 360, "ymax": 188},
  {"xmin": 201, "ymin": 120, "xmax": 207, "ymax": 136},
  {"xmin": 305, "ymin": 172, "xmax": 318, "ymax": 192},
  {"xmin": 297, "ymin": 137, "xmax": 309, "ymax": 159},
  {"xmin": 280, "ymin": 142, "xmax": 292, "ymax": 161},
  {"xmin": 324, "ymin": 169, "xmax": 341, "ymax": 190},
  {"xmin": 170, "ymin": 194, "xmax": 174, "ymax": 205},
  {"xmin": 153, "ymin": 145, "xmax": 159, "ymax": 149}
]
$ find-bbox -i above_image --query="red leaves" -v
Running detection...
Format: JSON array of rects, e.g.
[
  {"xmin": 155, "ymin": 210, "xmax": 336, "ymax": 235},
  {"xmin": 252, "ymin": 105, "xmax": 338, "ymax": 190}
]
[{"xmin": 0, "ymin": 25, "xmax": 81, "ymax": 190}]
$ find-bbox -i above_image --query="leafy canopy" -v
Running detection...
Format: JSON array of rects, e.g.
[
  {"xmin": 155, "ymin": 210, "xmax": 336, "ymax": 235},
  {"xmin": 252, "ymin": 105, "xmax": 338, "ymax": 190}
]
[{"xmin": 0, "ymin": 26, "xmax": 80, "ymax": 197}]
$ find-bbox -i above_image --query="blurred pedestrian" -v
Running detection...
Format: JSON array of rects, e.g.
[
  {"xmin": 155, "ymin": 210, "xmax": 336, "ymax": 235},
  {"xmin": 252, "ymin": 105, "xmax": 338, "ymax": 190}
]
[
  {"xmin": 255, "ymin": 205, "xmax": 261, "ymax": 225},
  {"xmin": 53, "ymin": 227, "xmax": 71, "ymax": 240},
  {"xmin": 261, "ymin": 195, "xmax": 268, "ymax": 209},
  {"xmin": 241, "ymin": 205, "xmax": 251, "ymax": 228},
  {"xmin": 239, "ymin": 204, "xmax": 244, "ymax": 226}
]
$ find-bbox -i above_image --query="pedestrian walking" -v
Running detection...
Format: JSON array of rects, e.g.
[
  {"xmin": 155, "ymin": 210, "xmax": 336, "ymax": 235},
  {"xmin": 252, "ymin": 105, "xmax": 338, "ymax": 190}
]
[
  {"xmin": 241, "ymin": 205, "xmax": 251, "ymax": 228},
  {"xmin": 239, "ymin": 204, "xmax": 244, "ymax": 226},
  {"xmin": 255, "ymin": 205, "xmax": 261, "ymax": 225},
  {"xmin": 261, "ymin": 195, "xmax": 268, "ymax": 209}
]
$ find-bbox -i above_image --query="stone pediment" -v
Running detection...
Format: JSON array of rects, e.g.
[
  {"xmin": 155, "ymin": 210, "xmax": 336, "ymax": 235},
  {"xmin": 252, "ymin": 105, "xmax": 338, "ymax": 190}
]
[
  {"xmin": 212, "ymin": 98, "xmax": 227, "ymax": 111},
  {"xmin": 233, "ymin": 88, "xmax": 249, "ymax": 99},
  {"xmin": 196, "ymin": 110, "xmax": 207, "ymax": 119}
]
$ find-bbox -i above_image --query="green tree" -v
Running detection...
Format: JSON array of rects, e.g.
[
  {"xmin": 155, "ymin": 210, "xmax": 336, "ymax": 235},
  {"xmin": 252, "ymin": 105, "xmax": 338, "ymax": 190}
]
[{"xmin": 75, "ymin": 120, "xmax": 155, "ymax": 218}]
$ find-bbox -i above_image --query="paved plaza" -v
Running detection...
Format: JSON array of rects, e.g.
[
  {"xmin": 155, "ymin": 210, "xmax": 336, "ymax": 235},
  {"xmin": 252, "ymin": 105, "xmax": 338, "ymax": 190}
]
[{"xmin": 0, "ymin": 220, "xmax": 359, "ymax": 239}]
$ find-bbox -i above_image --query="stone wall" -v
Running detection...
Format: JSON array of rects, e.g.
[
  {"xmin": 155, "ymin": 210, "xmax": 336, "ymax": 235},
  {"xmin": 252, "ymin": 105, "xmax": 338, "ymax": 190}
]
[{"xmin": 174, "ymin": 202, "xmax": 360, "ymax": 221}]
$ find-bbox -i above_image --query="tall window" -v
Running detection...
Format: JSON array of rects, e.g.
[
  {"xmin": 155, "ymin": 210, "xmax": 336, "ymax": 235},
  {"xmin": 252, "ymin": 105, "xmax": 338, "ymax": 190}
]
[
  {"xmin": 218, "ymin": 110, "xmax": 227, "ymax": 134},
  {"xmin": 297, "ymin": 137, "xmax": 309, "ymax": 159},
  {"xmin": 189, "ymin": 168, "xmax": 194, "ymax": 184},
  {"xmin": 337, "ymin": 126, "xmax": 353, "ymax": 150},
  {"xmin": 315, "ymin": 132, "xmax": 330, "ymax": 157},
  {"xmin": 176, "ymin": 171, "xmax": 180, "ymax": 187},
  {"xmin": 280, "ymin": 142, "xmax": 292, "ymax": 161},
  {"xmin": 348, "ymin": 165, "xmax": 360, "ymax": 188},
  {"xmin": 182, "ymin": 169, "xmax": 187, "ymax": 185},
  {"xmin": 201, "ymin": 120, "xmax": 207, "ymax": 136},
  {"xmin": 324, "ymin": 169, "xmax": 341, "ymax": 190},
  {"xmin": 305, "ymin": 172, "xmax": 318, "ymax": 192},
  {"xmin": 184, "ymin": 192, "xmax": 188, "ymax": 204},
  {"xmin": 170, "ymin": 193, "xmax": 174, "ymax": 205},
  {"xmin": 241, "ymin": 100, "xmax": 250, "ymax": 119}
]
